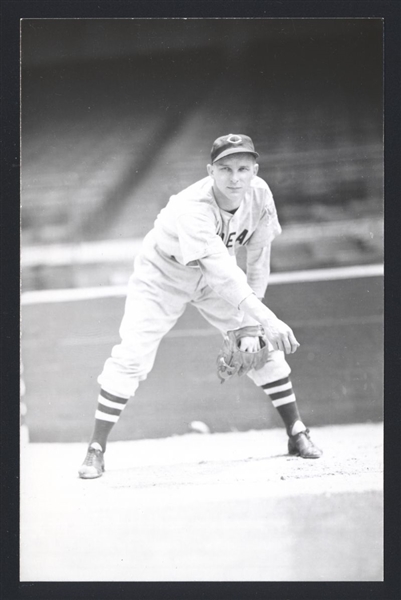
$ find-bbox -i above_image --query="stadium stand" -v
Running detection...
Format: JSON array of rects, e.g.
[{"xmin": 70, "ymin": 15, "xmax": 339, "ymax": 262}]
[
  {"xmin": 21, "ymin": 22, "xmax": 383, "ymax": 290},
  {"xmin": 21, "ymin": 50, "xmax": 223, "ymax": 245}
]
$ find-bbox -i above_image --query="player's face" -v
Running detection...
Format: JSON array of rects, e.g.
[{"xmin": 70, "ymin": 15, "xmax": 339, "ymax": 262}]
[{"xmin": 207, "ymin": 154, "xmax": 259, "ymax": 210}]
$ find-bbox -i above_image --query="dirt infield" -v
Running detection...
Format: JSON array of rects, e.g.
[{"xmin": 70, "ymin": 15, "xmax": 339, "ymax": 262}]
[{"xmin": 20, "ymin": 422, "xmax": 383, "ymax": 582}]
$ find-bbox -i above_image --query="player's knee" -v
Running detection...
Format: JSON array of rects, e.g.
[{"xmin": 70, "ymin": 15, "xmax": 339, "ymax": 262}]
[{"xmin": 247, "ymin": 351, "xmax": 291, "ymax": 386}]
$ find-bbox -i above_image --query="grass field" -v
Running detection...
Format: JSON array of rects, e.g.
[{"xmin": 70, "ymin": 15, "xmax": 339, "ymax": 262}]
[{"xmin": 21, "ymin": 272, "xmax": 383, "ymax": 442}]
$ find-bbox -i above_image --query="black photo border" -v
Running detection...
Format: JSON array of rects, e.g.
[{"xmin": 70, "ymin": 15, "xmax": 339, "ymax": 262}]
[{"xmin": 1, "ymin": 1, "xmax": 400, "ymax": 599}]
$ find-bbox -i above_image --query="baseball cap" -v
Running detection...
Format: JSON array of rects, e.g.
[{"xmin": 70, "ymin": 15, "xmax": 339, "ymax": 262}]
[{"xmin": 211, "ymin": 133, "xmax": 259, "ymax": 163}]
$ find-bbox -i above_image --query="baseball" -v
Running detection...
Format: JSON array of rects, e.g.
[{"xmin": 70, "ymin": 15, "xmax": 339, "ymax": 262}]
[{"xmin": 190, "ymin": 421, "xmax": 211, "ymax": 434}]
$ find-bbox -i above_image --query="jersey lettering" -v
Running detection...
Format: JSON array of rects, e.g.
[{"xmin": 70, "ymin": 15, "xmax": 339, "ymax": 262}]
[
  {"xmin": 226, "ymin": 232, "xmax": 236, "ymax": 248},
  {"xmin": 235, "ymin": 229, "xmax": 248, "ymax": 245},
  {"xmin": 219, "ymin": 228, "xmax": 250, "ymax": 248}
]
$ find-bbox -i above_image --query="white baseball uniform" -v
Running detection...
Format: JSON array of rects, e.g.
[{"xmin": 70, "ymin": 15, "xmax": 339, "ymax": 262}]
[{"xmin": 98, "ymin": 174, "xmax": 291, "ymax": 400}]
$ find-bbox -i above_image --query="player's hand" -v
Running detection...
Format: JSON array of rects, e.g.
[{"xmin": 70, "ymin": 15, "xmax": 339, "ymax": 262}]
[
  {"xmin": 239, "ymin": 294, "xmax": 300, "ymax": 354},
  {"xmin": 239, "ymin": 336, "xmax": 261, "ymax": 353},
  {"xmin": 262, "ymin": 319, "xmax": 300, "ymax": 354}
]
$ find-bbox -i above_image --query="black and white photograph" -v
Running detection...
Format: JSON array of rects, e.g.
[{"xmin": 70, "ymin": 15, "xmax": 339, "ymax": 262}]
[{"xmin": 19, "ymin": 16, "xmax": 384, "ymax": 582}]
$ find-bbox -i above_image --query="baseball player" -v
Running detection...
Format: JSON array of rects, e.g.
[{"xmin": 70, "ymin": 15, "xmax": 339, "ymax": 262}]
[{"xmin": 79, "ymin": 133, "xmax": 322, "ymax": 479}]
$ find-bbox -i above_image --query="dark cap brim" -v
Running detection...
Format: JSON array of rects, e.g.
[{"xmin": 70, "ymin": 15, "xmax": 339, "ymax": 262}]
[{"xmin": 212, "ymin": 147, "xmax": 259, "ymax": 163}]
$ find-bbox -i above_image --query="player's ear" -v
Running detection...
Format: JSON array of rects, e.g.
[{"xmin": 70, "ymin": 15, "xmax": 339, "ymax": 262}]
[
  {"xmin": 253, "ymin": 163, "xmax": 259, "ymax": 177},
  {"xmin": 207, "ymin": 163, "xmax": 214, "ymax": 177}
]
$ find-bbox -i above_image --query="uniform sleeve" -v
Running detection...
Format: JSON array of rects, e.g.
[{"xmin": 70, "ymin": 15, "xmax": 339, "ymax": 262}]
[
  {"xmin": 198, "ymin": 250, "xmax": 255, "ymax": 309},
  {"xmin": 246, "ymin": 244, "xmax": 272, "ymax": 299},
  {"xmin": 176, "ymin": 212, "xmax": 222, "ymax": 264},
  {"xmin": 246, "ymin": 192, "xmax": 282, "ymax": 250},
  {"xmin": 176, "ymin": 211, "xmax": 254, "ymax": 307}
]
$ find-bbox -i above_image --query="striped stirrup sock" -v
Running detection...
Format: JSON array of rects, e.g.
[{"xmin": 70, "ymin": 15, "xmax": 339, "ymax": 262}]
[
  {"xmin": 95, "ymin": 388, "xmax": 129, "ymax": 423},
  {"xmin": 260, "ymin": 376, "xmax": 303, "ymax": 435},
  {"xmin": 261, "ymin": 376, "xmax": 296, "ymax": 407},
  {"xmin": 89, "ymin": 389, "xmax": 129, "ymax": 452}
]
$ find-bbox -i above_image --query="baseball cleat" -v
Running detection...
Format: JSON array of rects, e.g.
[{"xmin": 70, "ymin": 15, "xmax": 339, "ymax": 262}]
[
  {"xmin": 78, "ymin": 443, "xmax": 105, "ymax": 479},
  {"xmin": 288, "ymin": 428, "xmax": 322, "ymax": 459}
]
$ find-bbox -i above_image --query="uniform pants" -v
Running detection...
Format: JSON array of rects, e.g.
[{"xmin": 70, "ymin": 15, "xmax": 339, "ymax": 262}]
[{"xmin": 98, "ymin": 233, "xmax": 291, "ymax": 399}]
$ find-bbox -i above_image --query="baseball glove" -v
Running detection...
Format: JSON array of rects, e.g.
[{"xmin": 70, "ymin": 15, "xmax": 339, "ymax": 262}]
[{"xmin": 217, "ymin": 325, "xmax": 270, "ymax": 383}]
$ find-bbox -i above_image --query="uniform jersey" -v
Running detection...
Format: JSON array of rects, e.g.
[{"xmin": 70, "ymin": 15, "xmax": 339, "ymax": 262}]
[
  {"xmin": 97, "ymin": 173, "xmax": 293, "ymax": 400},
  {"xmin": 151, "ymin": 175, "xmax": 281, "ymax": 307},
  {"xmin": 153, "ymin": 175, "xmax": 280, "ymax": 260}
]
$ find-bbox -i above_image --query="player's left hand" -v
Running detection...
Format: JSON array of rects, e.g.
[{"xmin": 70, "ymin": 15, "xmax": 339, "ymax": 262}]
[
  {"xmin": 216, "ymin": 326, "xmax": 271, "ymax": 382},
  {"xmin": 239, "ymin": 336, "xmax": 261, "ymax": 353}
]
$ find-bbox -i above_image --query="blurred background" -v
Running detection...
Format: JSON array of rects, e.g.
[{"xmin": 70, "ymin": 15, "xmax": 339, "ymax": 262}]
[{"xmin": 20, "ymin": 19, "xmax": 383, "ymax": 442}]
